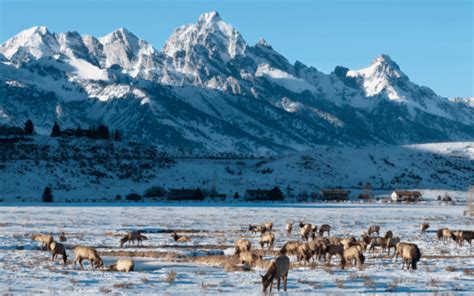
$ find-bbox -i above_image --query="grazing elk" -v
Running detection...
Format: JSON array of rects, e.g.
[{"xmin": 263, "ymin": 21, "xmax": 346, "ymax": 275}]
[
  {"xmin": 319, "ymin": 224, "xmax": 331, "ymax": 236},
  {"xmin": 420, "ymin": 223, "xmax": 430, "ymax": 233},
  {"xmin": 394, "ymin": 242, "xmax": 421, "ymax": 270},
  {"xmin": 280, "ymin": 241, "xmax": 300, "ymax": 256},
  {"xmin": 171, "ymin": 231, "xmax": 191, "ymax": 243},
  {"xmin": 437, "ymin": 228, "xmax": 447, "ymax": 240},
  {"xmin": 249, "ymin": 224, "xmax": 264, "ymax": 235},
  {"xmin": 32, "ymin": 234, "xmax": 54, "ymax": 251},
  {"xmin": 341, "ymin": 246, "xmax": 365, "ymax": 269},
  {"xmin": 308, "ymin": 239, "xmax": 328, "ymax": 261},
  {"xmin": 260, "ymin": 232, "xmax": 275, "ymax": 251},
  {"xmin": 286, "ymin": 222, "xmax": 293, "ymax": 236},
  {"xmin": 109, "ymin": 258, "xmax": 134, "ymax": 272},
  {"xmin": 296, "ymin": 243, "xmax": 312, "ymax": 264},
  {"xmin": 368, "ymin": 237, "xmax": 387, "ymax": 253},
  {"xmin": 49, "ymin": 241, "xmax": 67, "ymax": 264},
  {"xmin": 234, "ymin": 239, "xmax": 252, "ymax": 255},
  {"xmin": 120, "ymin": 231, "xmax": 149, "ymax": 247},
  {"xmin": 74, "ymin": 246, "xmax": 103, "ymax": 270},
  {"xmin": 239, "ymin": 251, "xmax": 263, "ymax": 267},
  {"xmin": 261, "ymin": 255, "xmax": 290, "ymax": 293},
  {"xmin": 454, "ymin": 230, "xmax": 473, "ymax": 246},
  {"xmin": 442, "ymin": 228, "xmax": 453, "ymax": 243},
  {"xmin": 368, "ymin": 225, "xmax": 380, "ymax": 236}
]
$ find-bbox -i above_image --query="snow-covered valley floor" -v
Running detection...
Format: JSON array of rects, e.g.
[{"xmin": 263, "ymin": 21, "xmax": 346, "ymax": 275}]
[{"xmin": 0, "ymin": 204, "xmax": 473, "ymax": 295}]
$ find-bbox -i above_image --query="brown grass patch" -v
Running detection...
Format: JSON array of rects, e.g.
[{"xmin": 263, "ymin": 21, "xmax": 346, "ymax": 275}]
[
  {"xmin": 113, "ymin": 282, "xmax": 133, "ymax": 289},
  {"xmin": 165, "ymin": 271, "xmax": 177, "ymax": 284},
  {"xmin": 99, "ymin": 287, "xmax": 112, "ymax": 294}
]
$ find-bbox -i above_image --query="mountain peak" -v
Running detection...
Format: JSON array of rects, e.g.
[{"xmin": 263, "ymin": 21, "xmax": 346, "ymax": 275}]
[
  {"xmin": 256, "ymin": 38, "xmax": 272, "ymax": 48},
  {"xmin": 198, "ymin": 11, "xmax": 222, "ymax": 24},
  {"xmin": 24, "ymin": 26, "xmax": 50, "ymax": 36},
  {"xmin": 100, "ymin": 27, "xmax": 138, "ymax": 44}
]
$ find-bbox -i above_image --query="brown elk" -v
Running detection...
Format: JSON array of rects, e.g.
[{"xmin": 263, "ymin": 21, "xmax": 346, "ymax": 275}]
[
  {"xmin": 341, "ymin": 246, "xmax": 365, "ymax": 269},
  {"xmin": 120, "ymin": 231, "xmax": 149, "ymax": 247},
  {"xmin": 234, "ymin": 239, "xmax": 252, "ymax": 255},
  {"xmin": 368, "ymin": 237, "xmax": 387, "ymax": 253},
  {"xmin": 368, "ymin": 225, "xmax": 380, "ymax": 236},
  {"xmin": 420, "ymin": 223, "xmax": 430, "ymax": 233},
  {"xmin": 394, "ymin": 242, "xmax": 421, "ymax": 270},
  {"xmin": 239, "ymin": 251, "xmax": 263, "ymax": 267},
  {"xmin": 383, "ymin": 231, "xmax": 393, "ymax": 239},
  {"xmin": 171, "ymin": 231, "xmax": 191, "ymax": 242},
  {"xmin": 325, "ymin": 244, "xmax": 344, "ymax": 265},
  {"xmin": 286, "ymin": 222, "xmax": 293, "ymax": 236},
  {"xmin": 296, "ymin": 243, "xmax": 312, "ymax": 264},
  {"xmin": 59, "ymin": 232, "xmax": 67, "ymax": 242},
  {"xmin": 300, "ymin": 224, "xmax": 312, "ymax": 241},
  {"xmin": 74, "ymin": 246, "xmax": 103, "ymax": 270},
  {"xmin": 249, "ymin": 224, "xmax": 265, "ymax": 235},
  {"xmin": 32, "ymin": 234, "xmax": 54, "ymax": 251},
  {"xmin": 454, "ymin": 230, "xmax": 473, "ymax": 246},
  {"xmin": 260, "ymin": 232, "xmax": 275, "ymax": 251},
  {"xmin": 109, "ymin": 258, "xmax": 134, "ymax": 272},
  {"xmin": 280, "ymin": 241, "xmax": 300, "ymax": 256},
  {"xmin": 49, "ymin": 241, "xmax": 67, "ymax": 264},
  {"xmin": 319, "ymin": 224, "xmax": 331, "ymax": 236},
  {"xmin": 386, "ymin": 237, "xmax": 401, "ymax": 255},
  {"xmin": 261, "ymin": 255, "xmax": 290, "ymax": 293}
]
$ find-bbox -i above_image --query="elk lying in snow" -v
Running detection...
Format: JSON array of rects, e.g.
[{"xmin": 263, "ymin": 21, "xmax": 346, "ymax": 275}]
[
  {"xmin": 59, "ymin": 232, "xmax": 67, "ymax": 242},
  {"xmin": 300, "ymin": 224, "xmax": 312, "ymax": 241},
  {"xmin": 234, "ymin": 239, "xmax": 252, "ymax": 255},
  {"xmin": 120, "ymin": 231, "xmax": 149, "ymax": 247},
  {"xmin": 32, "ymin": 234, "xmax": 54, "ymax": 251},
  {"xmin": 171, "ymin": 231, "xmax": 191, "ymax": 242},
  {"xmin": 368, "ymin": 225, "xmax": 380, "ymax": 236},
  {"xmin": 341, "ymin": 246, "xmax": 365, "ymax": 269},
  {"xmin": 109, "ymin": 258, "xmax": 134, "ymax": 272},
  {"xmin": 260, "ymin": 233, "xmax": 275, "ymax": 251},
  {"xmin": 239, "ymin": 251, "xmax": 262, "ymax": 267},
  {"xmin": 384, "ymin": 231, "xmax": 393, "ymax": 240},
  {"xmin": 74, "ymin": 246, "xmax": 103, "ymax": 270},
  {"xmin": 319, "ymin": 224, "xmax": 331, "ymax": 236},
  {"xmin": 280, "ymin": 241, "xmax": 300, "ymax": 256},
  {"xmin": 386, "ymin": 237, "xmax": 401, "ymax": 255},
  {"xmin": 261, "ymin": 255, "xmax": 290, "ymax": 293},
  {"xmin": 420, "ymin": 223, "xmax": 430, "ymax": 233},
  {"xmin": 394, "ymin": 242, "xmax": 421, "ymax": 270},
  {"xmin": 49, "ymin": 241, "xmax": 67, "ymax": 264},
  {"xmin": 286, "ymin": 222, "xmax": 293, "ymax": 236}
]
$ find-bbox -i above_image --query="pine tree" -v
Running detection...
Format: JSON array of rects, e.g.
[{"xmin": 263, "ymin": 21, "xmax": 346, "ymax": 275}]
[
  {"xmin": 42, "ymin": 186, "xmax": 53, "ymax": 202},
  {"xmin": 51, "ymin": 122, "xmax": 61, "ymax": 137},
  {"xmin": 24, "ymin": 119, "xmax": 34, "ymax": 135}
]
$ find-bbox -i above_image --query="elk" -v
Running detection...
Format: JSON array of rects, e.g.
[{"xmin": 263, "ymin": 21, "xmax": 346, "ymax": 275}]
[
  {"xmin": 296, "ymin": 243, "xmax": 312, "ymax": 264},
  {"xmin": 234, "ymin": 239, "xmax": 252, "ymax": 255},
  {"xmin": 394, "ymin": 242, "xmax": 421, "ymax": 270},
  {"xmin": 286, "ymin": 222, "xmax": 293, "ymax": 236},
  {"xmin": 436, "ymin": 228, "xmax": 447, "ymax": 240},
  {"xmin": 319, "ymin": 224, "xmax": 331, "ymax": 236},
  {"xmin": 109, "ymin": 258, "xmax": 134, "ymax": 272},
  {"xmin": 368, "ymin": 237, "xmax": 387, "ymax": 253},
  {"xmin": 59, "ymin": 232, "xmax": 67, "ymax": 242},
  {"xmin": 74, "ymin": 246, "xmax": 103, "ymax": 270},
  {"xmin": 280, "ymin": 241, "xmax": 300, "ymax": 256},
  {"xmin": 239, "ymin": 251, "xmax": 263, "ymax": 267},
  {"xmin": 32, "ymin": 234, "xmax": 54, "ymax": 251},
  {"xmin": 263, "ymin": 222, "xmax": 273, "ymax": 233},
  {"xmin": 325, "ymin": 244, "xmax": 344, "ymax": 265},
  {"xmin": 49, "ymin": 241, "xmax": 67, "ymax": 264},
  {"xmin": 261, "ymin": 255, "xmax": 290, "ymax": 293},
  {"xmin": 383, "ymin": 231, "xmax": 393, "ymax": 240},
  {"xmin": 249, "ymin": 224, "xmax": 264, "ymax": 235},
  {"xmin": 420, "ymin": 223, "xmax": 430, "ymax": 233},
  {"xmin": 120, "ymin": 231, "xmax": 149, "ymax": 247},
  {"xmin": 260, "ymin": 232, "xmax": 275, "ymax": 251},
  {"xmin": 454, "ymin": 230, "xmax": 473, "ymax": 246},
  {"xmin": 442, "ymin": 228, "xmax": 453, "ymax": 242},
  {"xmin": 341, "ymin": 246, "xmax": 365, "ymax": 269},
  {"xmin": 386, "ymin": 237, "xmax": 401, "ymax": 255},
  {"xmin": 171, "ymin": 231, "xmax": 191, "ymax": 242},
  {"xmin": 368, "ymin": 225, "xmax": 380, "ymax": 236},
  {"xmin": 300, "ymin": 224, "xmax": 312, "ymax": 241},
  {"xmin": 308, "ymin": 239, "xmax": 328, "ymax": 261}
]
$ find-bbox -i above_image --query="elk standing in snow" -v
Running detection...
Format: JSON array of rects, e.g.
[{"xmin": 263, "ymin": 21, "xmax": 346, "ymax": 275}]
[
  {"xmin": 394, "ymin": 242, "xmax": 421, "ymax": 270},
  {"xmin": 32, "ymin": 234, "xmax": 54, "ymax": 251},
  {"xmin": 319, "ymin": 224, "xmax": 331, "ymax": 236},
  {"xmin": 260, "ymin": 255, "xmax": 290, "ymax": 293},
  {"xmin": 260, "ymin": 232, "xmax": 275, "ymax": 251},
  {"xmin": 234, "ymin": 239, "xmax": 252, "ymax": 255},
  {"xmin": 368, "ymin": 225, "xmax": 380, "ymax": 236},
  {"xmin": 74, "ymin": 246, "xmax": 103, "ymax": 270},
  {"xmin": 49, "ymin": 241, "xmax": 67, "ymax": 264},
  {"xmin": 120, "ymin": 231, "xmax": 148, "ymax": 247},
  {"xmin": 420, "ymin": 223, "xmax": 430, "ymax": 233}
]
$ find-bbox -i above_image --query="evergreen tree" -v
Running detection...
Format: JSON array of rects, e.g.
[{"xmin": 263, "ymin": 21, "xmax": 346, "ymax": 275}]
[
  {"xmin": 51, "ymin": 122, "xmax": 61, "ymax": 137},
  {"xmin": 42, "ymin": 186, "xmax": 53, "ymax": 202},
  {"xmin": 233, "ymin": 192, "xmax": 240, "ymax": 199},
  {"xmin": 268, "ymin": 186, "xmax": 284, "ymax": 201},
  {"xmin": 24, "ymin": 119, "xmax": 34, "ymax": 135},
  {"xmin": 113, "ymin": 130, "xmax": 121, "ymax": 141}
]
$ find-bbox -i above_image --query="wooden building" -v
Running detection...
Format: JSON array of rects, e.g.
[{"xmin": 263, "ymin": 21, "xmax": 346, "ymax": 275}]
[
  {"xmin": 320, "ymin": 189, "xmax": 350, "ymax": 201},
  {"xmin": 391, "ymin": 190, "xmax": 422, "ymax": 202}
]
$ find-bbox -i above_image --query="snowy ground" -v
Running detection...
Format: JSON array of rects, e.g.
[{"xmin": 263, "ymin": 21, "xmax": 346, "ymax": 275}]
[{"xmin": 0, "ymin": 203, "xmax": 473, "ymax": 294}]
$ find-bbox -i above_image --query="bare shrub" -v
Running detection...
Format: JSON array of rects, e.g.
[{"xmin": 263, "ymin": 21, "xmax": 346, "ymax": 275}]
[
  {"xmin": 141, "ymin": 277, "xmax": 149, "ymax": 283},
  {"xmin": 99, "ymin": 287, "xmax": 112, "ymax": 294},
  {"xmin": 113, "ymin": 282, "xmax": 133, "ymax": 289},
  {"xmin": 363, "ymin": 276, "xmax": 375, "ymax": 288},
  {"xmin": 464, "ymin": 269, "xmax": 474, "ymax": 276},
  {"xmin": 445, "ymin": 266, "xmax": 456, "ymax": 272},
  {"xmin": 335, "ymin": 278, "xmax": 345, "ymax": 289}
]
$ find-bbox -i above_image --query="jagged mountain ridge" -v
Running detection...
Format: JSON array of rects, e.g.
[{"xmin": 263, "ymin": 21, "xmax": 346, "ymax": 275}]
[{"xmin": 0, "ymin": 11, "xmax": 472, "ymax": 155}]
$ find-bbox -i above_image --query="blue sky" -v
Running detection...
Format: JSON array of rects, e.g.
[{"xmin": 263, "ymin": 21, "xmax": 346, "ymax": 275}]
[{"xmin": 0, "ymin": 0, "xmax": 472, "ymax": 97}]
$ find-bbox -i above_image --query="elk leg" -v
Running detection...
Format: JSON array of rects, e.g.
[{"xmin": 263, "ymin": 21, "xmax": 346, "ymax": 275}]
[{"xmin": 277, "ymin": 278, "xmax": 281, "ymax": 291}]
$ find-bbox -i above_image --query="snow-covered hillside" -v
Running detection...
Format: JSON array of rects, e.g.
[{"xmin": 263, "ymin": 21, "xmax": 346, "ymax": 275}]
[
  {"xmin": 0, "ymin": 137, "xmax": 472, "ymax": 201},
  {"xmin": 0, "ymin": 12, "xmax": 472, "ymax": 154}
]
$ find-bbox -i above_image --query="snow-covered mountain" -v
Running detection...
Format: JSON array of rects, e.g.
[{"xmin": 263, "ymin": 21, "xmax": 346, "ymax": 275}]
[{"xmin": 1, "ymin": 11, "xmax": 472, "ymax": 154}]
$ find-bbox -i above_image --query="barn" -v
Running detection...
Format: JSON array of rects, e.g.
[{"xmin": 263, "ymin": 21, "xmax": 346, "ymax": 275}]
[{"xmin": 391, "ymin": 190, "xmax": 422, "ymax": 202}]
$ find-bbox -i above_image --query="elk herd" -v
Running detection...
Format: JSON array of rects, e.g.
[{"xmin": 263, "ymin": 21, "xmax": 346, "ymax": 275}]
[{"xmin": 29, "ymin": 220, "xmax": 472, "ymax": 293}]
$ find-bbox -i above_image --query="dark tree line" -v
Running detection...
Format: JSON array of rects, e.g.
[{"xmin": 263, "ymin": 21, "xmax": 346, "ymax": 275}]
[{"xmin": 50, "ymin": 121, "xmax": 121, "ymax": 141}]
